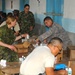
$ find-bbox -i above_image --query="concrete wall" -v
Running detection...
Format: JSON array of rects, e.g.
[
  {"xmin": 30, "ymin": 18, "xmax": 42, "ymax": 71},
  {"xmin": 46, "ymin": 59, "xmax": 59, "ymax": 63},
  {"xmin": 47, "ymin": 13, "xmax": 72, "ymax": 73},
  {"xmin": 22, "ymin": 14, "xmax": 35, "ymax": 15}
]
[
  {"xmin": 1, "ymin": 0, "xmax": 75, "ymax": 45},
  {"xmin": 0, "ymin": 0, "xmax": 2, "ymax": 11},
  {"xmin": 29, "ymin": 0, "xmax": 75, "ymax": 45},
  {"xmin": 29, "ymin": 0, "xmax": 46, "ymax": 25},
  {"xmin": 62, "ymin": 0, "xmax": 75, "ymax": 45},
  {"xmin": 68, "ymin": 32, "xmax": 75, "ymax": 45},
  {"xmin": 1, "ymin": 0, "xmax": 29, "ymax": 13},
  {"xmin": 5, "ymin": 0, "xmax": 19, "ymax": 13}
]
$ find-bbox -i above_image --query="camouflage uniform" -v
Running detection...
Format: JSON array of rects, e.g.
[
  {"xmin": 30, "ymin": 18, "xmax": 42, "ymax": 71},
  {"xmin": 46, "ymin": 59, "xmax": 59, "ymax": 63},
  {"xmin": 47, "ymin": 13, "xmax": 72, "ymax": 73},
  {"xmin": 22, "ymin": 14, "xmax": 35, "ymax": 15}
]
[
  {"xmin": 0, "ymin": 25, "xmax": 19, "ymax": 62},
  {"xmin": 38, "ymin": 22, "xmax": 72, "ymax": 50},
  {"xmin": 18, "ymin": 11, "xmax": 35, "ymax": 36}
]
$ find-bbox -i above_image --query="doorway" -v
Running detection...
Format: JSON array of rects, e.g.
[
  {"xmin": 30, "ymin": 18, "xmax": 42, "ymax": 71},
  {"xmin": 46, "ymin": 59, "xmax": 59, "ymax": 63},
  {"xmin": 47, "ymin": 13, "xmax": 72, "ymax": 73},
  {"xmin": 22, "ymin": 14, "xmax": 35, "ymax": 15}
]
[{"xmin": 45, "ymin": 0, "xmax": 64, "ymax": 26}]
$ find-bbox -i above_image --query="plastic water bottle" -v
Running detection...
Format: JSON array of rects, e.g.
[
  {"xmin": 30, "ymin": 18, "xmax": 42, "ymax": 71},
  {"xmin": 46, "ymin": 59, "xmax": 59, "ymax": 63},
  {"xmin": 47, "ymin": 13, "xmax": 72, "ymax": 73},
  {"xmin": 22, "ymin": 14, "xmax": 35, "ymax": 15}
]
[
  {"xmin": 68, "ymin": 68, "xmax": 72, "ymax": 75},
  {"xmin": 25, "ymin": 34, "xmax": 29, "ymax": 42},
  {"xmin": 66, "ymin": 67, "xmax": 72, "ymax": 75},
  {"xmin": 26, "ymin": 35, "xmax": 29, "ymax": 39},
  {"xmin": 22, "ymin": 56, "xmax": 25, "ymax": 61}
]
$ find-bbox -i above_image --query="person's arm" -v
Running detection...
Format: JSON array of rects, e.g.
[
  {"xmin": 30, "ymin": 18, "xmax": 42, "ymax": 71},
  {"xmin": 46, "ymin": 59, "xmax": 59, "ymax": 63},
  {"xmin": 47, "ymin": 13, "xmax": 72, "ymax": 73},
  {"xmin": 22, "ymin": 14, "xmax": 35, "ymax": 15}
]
[
  {"xmin": 0, "ymin": 28, "xmax": 17, "ymax": 52},
  {"xmin": 44, "ymin": 54, "xmax": 55, "ymax": 75},
  {"xmin": 15, "ymin": 34, "xmax": 28, "ymax": 41},
  {"xmin": 45, "ymin": 67, "xmax": 67, "ymax": 75},
  {"xmin": 45, "ymin": 67, "xmax": 55, "ymax": 75},
  {"xmin": 0, "ymin": 41, "xmax": 17, "ymax": 52},
  {"xmin": 55, "ymin": 70, "xmax": 68, "ymax": 75},
  {"xmin": 37, "ymin": 29, "xmax": 53, "ymax": 42},
  {"xmin": 38, "ymin": 23, "xmax": 58, "ymax": 42}
]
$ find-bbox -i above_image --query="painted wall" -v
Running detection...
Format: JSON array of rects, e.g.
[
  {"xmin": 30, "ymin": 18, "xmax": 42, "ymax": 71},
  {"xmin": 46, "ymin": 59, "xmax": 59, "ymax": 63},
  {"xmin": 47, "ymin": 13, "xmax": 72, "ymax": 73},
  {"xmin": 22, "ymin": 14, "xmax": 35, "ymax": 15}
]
[
  {"xmin": 0, "ymin": 0, "xmax": 2, "ymax": 11},
  {"xmin": 1, "ymin": 0, "xmax": 19, "ymax": 13},
  {"xmin": 1, "ymin": 0, "xmax": 75, "ymax": 45},
  {"xmin": 5, "ymin": 0, "xmax": 19, "ymax": 13},
  {"xmin": 1, "ymin": 0, "xmax": 29, "ymax": 13},
  {"xmin": 46, "ymin": 0, "xmax": 63, "ymax": 26},
  {"xmin": 62, "ymin": 0, "xmax": 75, "ymax": 45},
  {"xmin": 62, "ymin": 0, "xmax": 75, "ymax": 33},
  {"xmin": 29, "ymin": 0, "xmax": 46, "ymax": 25},
  {"xmin": 29, "ymin": 0, "xmax": 64, "ymax": 30},
  {"xmin": 19, "ymin": 0, "xmax": 29, "ymax": 11},
  {"xmin": 1, "ymin": 0, "xmax": 75, "ymax": 31},
  {"xmin": 29, "ymin": 0, "xmax": 75, "ymax": 45}
]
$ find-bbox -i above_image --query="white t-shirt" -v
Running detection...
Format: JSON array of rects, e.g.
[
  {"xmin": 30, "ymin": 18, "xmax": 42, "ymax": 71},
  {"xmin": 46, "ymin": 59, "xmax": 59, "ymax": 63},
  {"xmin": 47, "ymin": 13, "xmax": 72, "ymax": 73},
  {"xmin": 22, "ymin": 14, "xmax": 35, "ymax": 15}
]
[{"xmin": 20, "ymin": 46, "xmax": 55, "ymax": 75}]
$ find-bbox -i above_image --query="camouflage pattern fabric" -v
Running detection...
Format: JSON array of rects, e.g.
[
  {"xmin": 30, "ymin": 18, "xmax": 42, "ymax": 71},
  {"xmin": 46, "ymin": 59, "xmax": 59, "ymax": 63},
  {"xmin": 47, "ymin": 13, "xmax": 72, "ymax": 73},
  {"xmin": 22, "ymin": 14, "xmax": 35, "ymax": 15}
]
[
  {"xmin": 0, "ymin": 25, "xmax": 19, "ymax": 62},
  {"xmin": 18, "ymin": 11, "xmax": 35, "ymax": 36},
  {"xmin": 38, "ymin": 22, "xmax": 72, "ymax": 50}
]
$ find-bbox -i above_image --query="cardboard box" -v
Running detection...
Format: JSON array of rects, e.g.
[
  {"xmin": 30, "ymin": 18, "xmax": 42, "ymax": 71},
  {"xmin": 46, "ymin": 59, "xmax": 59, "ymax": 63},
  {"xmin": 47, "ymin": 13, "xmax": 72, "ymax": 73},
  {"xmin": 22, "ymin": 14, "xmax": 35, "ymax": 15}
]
[
  {"xmin": 17, "ymin": 48, "xmax": 28, "ymax": 53},
  {"xmin": 14, "ymin": 44, "xmax": 24, "ymax": 48},
  {"xmin": 14, "ymin": 41, "xmax": 34, "ymax": 57},
  {"xmin": 17, "ymin": 48, "xmax": 28, "ymax": 57},
  {"xmin": 23, "ymin": 41, "xmax": 30, "ymax": 48},
  {"xmin": 67, "ymin": 46, "xmax": 75, "ymax": 60}
]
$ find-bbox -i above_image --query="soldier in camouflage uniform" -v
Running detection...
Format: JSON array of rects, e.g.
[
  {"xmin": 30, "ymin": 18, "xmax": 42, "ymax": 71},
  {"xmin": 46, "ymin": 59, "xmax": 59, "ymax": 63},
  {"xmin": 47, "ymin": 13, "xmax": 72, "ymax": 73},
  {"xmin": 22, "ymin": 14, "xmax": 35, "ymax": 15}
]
[
  {"xmin": 36, "ymin": 16, "xmax": 72, "ymax": 50},
  {"xmin": 18, "ymin": 4, "xmax": 35, "ymax": 36},
  {"xmin": 0, "ymin": 16, "xmax": 28, "ymax": 62}
]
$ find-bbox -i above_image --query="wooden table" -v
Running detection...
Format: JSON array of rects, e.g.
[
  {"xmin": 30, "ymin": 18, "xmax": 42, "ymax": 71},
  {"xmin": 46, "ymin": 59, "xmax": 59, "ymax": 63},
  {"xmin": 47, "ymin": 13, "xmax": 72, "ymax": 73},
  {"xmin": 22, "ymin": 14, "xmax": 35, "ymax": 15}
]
[
  {"xmin": 59, "ymin": 59, "xmax": 75, "ymax": 75},
  {"xmin": 0, "ymin": 62, "xmax": 20, "ymax": 75},
  {"xmin": 68, "ymin": 60, "xmax": 75, "ymax": 75}
]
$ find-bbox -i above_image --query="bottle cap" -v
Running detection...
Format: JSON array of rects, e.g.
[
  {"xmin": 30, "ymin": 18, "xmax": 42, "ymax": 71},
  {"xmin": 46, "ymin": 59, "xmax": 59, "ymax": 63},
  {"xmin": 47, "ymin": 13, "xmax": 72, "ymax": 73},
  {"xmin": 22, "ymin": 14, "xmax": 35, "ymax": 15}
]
[{"xmin": 69, "ymin": 68, "xmax": 72, "ymax": 71}]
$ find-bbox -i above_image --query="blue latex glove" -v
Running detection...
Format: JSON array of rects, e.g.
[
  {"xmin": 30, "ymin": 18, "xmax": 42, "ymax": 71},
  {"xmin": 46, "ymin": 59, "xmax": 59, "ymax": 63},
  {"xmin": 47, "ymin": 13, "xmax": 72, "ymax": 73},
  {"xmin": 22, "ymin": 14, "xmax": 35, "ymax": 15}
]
[{"xmin": 54, "ymin": 64, "xmax": 67, "ymax": 71}]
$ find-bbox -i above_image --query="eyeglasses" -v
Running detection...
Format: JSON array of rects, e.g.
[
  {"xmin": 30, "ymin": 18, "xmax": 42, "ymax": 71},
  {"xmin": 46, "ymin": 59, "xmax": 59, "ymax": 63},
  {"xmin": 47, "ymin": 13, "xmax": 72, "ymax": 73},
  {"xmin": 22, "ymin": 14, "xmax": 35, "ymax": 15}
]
[{"xmin": 54, "ymin": 45, "xmax": 62, "ymax": 53}]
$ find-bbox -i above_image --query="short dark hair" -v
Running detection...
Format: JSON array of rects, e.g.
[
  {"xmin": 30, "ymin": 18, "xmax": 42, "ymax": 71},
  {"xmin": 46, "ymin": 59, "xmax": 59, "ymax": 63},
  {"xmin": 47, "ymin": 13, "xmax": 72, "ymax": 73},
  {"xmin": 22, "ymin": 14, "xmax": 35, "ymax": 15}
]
[
  {"xmin": 24, "ymin": 4, "xmax": 30, "ymax": 8},
  {"xmin": 48, "ymin": 37, "xmax": 63, "ymax": 45},
  {"xmin": 13, "ymin": 10, "xmax": 19, "ymax": 16},
  {"xmin": 44, "ymin": 16, "xmax": 53, "ymax": 22},
  {"xmin": 7, "ymin": 12, "xmax": 13, "ymax": 17}
]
